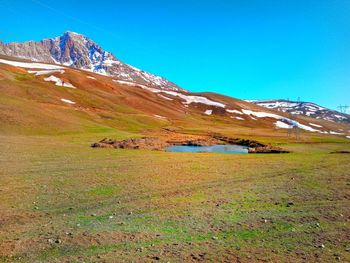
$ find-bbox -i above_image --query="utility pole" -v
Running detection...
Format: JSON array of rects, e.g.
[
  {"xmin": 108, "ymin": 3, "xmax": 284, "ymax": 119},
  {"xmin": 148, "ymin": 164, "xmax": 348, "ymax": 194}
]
[
  {"xmin": 287, "ymin": 112, "xmax": 300, "ymax": 140},
  {"xmin": 337, "ymin": 105, "xmax": 349, "ymax": 114}
]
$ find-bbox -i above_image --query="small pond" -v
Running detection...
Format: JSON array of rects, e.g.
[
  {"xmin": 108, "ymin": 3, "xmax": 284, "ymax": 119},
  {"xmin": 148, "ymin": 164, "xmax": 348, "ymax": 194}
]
[{"xmin": 165, "ymin": 144, "xmax": 249, "ymax": 154}]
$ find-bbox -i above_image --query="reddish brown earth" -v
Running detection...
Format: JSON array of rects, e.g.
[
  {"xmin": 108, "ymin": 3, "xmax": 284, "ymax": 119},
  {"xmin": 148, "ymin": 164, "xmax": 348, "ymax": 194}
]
[{"xmin": 0, "ymin": 56, "xmax": 349, "ymax": 262}]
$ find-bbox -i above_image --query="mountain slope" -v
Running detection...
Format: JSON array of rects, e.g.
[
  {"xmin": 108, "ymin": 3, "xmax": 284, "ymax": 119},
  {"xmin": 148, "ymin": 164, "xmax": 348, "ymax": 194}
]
[
  {"xmin": 247, "ymin": 99, "xmax": 350, "ymax": 123},
  {"xmin": 0, "ymin": 31, "xmax": 181, "ymax": 91},
  {"xmin": 1, "ymin": 55, "xmax": 350, "ymax": 140}
]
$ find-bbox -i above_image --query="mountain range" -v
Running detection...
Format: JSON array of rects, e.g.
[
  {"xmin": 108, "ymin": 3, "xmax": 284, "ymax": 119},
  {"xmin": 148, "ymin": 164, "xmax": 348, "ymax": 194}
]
[
  {"xmin": 2, "ymin": 31, "xmax": 348, "ymax": 124},
  {"xmin": 0, "ymin": 32, "xmax": 349, "ymax": 140},
  {"xmin": 247, "ymin": 99, "xmax": 350, "ymax": 123}
]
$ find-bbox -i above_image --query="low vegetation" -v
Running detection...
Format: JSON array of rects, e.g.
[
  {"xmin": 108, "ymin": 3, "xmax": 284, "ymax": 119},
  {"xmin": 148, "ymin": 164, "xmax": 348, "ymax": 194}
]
[
  {"xmin": 0, "ymin": 133, "xmax": 349, "ymax": 262},
  {"xmin": 0, "ymin": 60, "xmax": 349, "ymax": 262}
]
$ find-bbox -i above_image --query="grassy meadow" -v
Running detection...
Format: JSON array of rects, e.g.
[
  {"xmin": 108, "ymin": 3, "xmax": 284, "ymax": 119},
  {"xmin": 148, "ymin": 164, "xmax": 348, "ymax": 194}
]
[
  {"xmin": 0, "ymin": 131, "xmax": 349, "ymax": 262},
  {"xmin": 1, "ymin": 64, "xmax": 350, "ymax": 262}
]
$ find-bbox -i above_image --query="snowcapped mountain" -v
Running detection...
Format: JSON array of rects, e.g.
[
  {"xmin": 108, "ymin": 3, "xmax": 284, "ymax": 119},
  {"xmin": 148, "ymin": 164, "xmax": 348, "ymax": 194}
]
[
  {"xmin": 247, "ymin": 99, "xmax": 350, "ymax": 123},
  {"xmin": 0, "ymin": 31, "xmax": 181, "ymax": 91}
]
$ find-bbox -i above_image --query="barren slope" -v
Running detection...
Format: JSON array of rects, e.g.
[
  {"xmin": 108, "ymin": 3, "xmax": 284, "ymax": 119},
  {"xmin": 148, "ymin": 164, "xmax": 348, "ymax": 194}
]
[{"xmin": 1, "ymin": 55, "xmax": 349, "ymax": 143}]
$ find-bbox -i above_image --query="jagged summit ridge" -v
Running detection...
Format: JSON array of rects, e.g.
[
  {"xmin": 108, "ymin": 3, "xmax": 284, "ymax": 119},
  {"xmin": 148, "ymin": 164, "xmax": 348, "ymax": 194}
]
[{"xmin": 0, "ymin": 31, "xmax": 181, "ymax": 91}]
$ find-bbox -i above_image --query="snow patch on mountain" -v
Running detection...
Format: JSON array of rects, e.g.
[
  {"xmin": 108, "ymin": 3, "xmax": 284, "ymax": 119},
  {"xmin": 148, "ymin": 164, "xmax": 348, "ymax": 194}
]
[
  {"xmin": 248, "ymin": 99, "xmax": 349, "ymax": 123},
  {"xmin": 61, "ymin": 98, "xmax": 75, "ymax": 104},
  {"xmin": 115, "ymin": 80, "xmax": 226, "ymax": 108},
  {"xmin": 44, "ymin": 75, "xmax": 76, "ymax": 88},
  {"xmin": 309, "ymin": 123, "xmax": 322, "ymax": 128},
  {"xmin": 158, "ymin": 94, "xmax": 173, "ymax": 101},
  {"xmin": 154, "ymin": 115, "xmax": 167, "ymax": 119},
  {"xmin": 0, "ymin": 58, "xmax": 64, "ymax": 69},
  {"xmin": 250, "ymin": 100, "xmax": 299, "ymax": 109},
  {"xmin": 231, "ymin": 116, "xmax": 244, "ymax": 120},
  {"xmin": 113, "ymin": 80, "xmax": 148, "ymax": 89},
  {"xmin": 241, "ymin": 109, "xmax": 282, "ymax": 119},
  {"xmin": 28, "ymin": 69, "xmax": 65, "ymax": 75},
  {"xmin": 330, "ymin": 131, "xmax": 345, "ymax": 135},
  {"xmin": 334, "ymin": 115, "xmax": 347, "ymax": 120},
  {"xmin": 0, "ymin": 32, "xmax": 183, "ymax": 92},
  {"xmin": 275, "ymin": 121, "xmax": 291, "ymax": 129},
  {"xmin": 226, "ymin": 109, "xmax": 243, "ymax": 115},
  {"xmin": 240, "ymin": 109, "xmax": 321, "ymax": 132}
]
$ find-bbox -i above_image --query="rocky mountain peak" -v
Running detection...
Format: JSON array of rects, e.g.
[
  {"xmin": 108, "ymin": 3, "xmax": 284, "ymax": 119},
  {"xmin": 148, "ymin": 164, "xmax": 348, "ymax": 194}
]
[{"xmin": 0, "ymin": 32, "xmax": 182, "ymax": 91}]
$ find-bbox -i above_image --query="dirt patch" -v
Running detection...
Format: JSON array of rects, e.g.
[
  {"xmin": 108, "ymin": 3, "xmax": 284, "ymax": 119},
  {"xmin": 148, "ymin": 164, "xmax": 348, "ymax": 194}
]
[
  {"xmin": 167, "ymin": 138, "xmax": 218, "ymax": 147},
  {"xmin": 248, "ymin": 145, "xmax": 289, "ymax": 153},
  {"xmin": 91, "ymin": 137, "xmax": 170, "ymax": 150},
  {"xmin": 212, "ymin": 134, "xmax": 265, "ymax": 148},
  {"xmin": 91, "ymin": 134, "xmax": 289, "ymax": 153}
]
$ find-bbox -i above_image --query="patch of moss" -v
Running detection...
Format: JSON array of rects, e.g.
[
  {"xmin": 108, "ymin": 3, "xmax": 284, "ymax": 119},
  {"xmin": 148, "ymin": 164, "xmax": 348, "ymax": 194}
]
[
  {"xmin": 88, "ymin": 186, "xmax": 119, "ymax": 197},
  {"xmin": 15, "ymin": 73, "xmax": 31, "ymax": 81}
]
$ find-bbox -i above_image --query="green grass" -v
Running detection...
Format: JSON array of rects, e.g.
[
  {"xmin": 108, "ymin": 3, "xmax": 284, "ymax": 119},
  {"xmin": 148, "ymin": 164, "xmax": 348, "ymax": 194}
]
[
  {"xmin": 0, "ymin": 134, "xmax": 349, "ymax": 262},
  {"xmin": 88, "ymin": 186, "xmax": 119, "ymax": 197},
  {"xmin": 2, "ymin": 60, "xmax": 350, "ymax": 262},
  {"xmin": 14, "ymin": 73, "xmax": 32, "ymax": 81}
]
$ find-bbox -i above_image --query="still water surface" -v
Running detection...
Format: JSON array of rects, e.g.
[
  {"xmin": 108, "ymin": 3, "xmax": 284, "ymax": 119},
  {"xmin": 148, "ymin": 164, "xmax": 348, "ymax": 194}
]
[{"xmin": 165, "ymin": 144, "xmax": 248, "ymax": 154}]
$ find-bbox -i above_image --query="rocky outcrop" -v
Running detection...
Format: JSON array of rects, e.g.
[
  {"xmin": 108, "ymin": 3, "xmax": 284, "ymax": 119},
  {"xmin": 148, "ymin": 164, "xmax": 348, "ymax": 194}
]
[
  {"xmin": 248, "ymin": 145, "xmax": 289, "ymax": 153},
  {"xmin": 91, "ymin": 137, "xmax": 169, "ymax": 150},
  {"xmin": 167, "ymin": 138, "xmax": 218, "ymax": 147},
  {"xmin": 0, "ymin": 41, "xmax": 7, "ymax": 54},
  {"xmin": 92, "ymin": 135, "xmax": 289, "ymax": 154},
  {"xmin": 91, "ymin": 137, "xmax": 216, "ymax": 150},
  {"xmin": 212, "ymin": 134, "xmax": 265, "ymax": 148},
  {"xmin": 212, "ymin": 134, "xmax": 288, "ymax": 153},
  {"xmin": 0, "ymin": 32, "xmax": 182, "ymax": 91}
]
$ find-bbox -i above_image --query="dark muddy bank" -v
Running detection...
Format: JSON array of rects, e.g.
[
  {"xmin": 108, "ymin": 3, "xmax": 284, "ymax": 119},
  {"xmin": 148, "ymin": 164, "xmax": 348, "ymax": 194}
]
[{"xmin": 91, "ymin": 135, "xmax": 289, "ymax": 154}]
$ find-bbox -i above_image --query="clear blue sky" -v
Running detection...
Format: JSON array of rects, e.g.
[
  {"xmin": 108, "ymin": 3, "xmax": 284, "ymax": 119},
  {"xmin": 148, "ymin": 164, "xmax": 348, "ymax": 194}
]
[{"xmin": 1, "ymin": 0, "xmax": 349, "ymax": 110}]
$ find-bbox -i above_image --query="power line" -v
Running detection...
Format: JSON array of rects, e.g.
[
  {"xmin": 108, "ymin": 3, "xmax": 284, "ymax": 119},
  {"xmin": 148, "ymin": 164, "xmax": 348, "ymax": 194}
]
[
  {"xmin": 337, "ymin": 105, "xmax": 349, "ymax": 114},
  {"xmin": 287, "ymin": 112, "xmax": 300, "ymax": 140}
]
